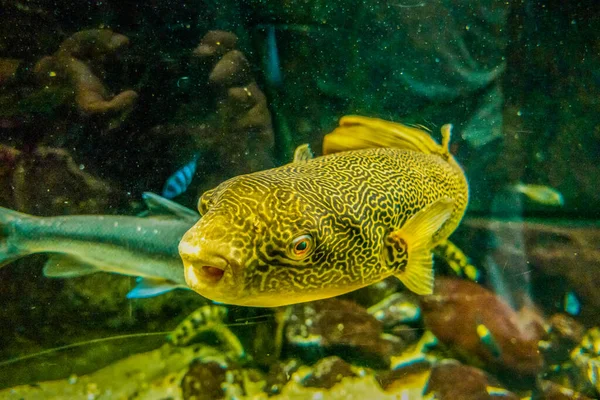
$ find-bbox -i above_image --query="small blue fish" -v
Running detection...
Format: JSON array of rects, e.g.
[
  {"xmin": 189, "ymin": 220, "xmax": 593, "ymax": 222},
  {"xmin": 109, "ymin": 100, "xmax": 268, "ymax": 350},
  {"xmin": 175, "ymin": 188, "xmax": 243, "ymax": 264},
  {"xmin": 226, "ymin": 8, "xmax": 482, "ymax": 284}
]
[
  {"xmin": 564, "ymin": 291, "xmax": 581, "ymax": 316},
  {"xmin": 265, "ymin": 25, "xmax": 283, "ymax": 87},
  {"xmin": 126, "ymin": 277, "xmax": 183, "ymax": 299},
  {"xmin": 162, "ymin": 155, "xmax": 198, "ymax": 199}
]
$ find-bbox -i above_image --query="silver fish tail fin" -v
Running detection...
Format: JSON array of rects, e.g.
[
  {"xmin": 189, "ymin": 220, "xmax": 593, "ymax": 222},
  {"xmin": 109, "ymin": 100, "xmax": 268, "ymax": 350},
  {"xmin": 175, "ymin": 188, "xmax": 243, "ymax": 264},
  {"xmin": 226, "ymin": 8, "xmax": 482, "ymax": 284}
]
[
  {"xmin": 0, "ymin": 207, "xmax": 32, "ymax": 267},
  {"xmin": 323, "ymin": 115, "xmax": 454, "ymax": 162}
]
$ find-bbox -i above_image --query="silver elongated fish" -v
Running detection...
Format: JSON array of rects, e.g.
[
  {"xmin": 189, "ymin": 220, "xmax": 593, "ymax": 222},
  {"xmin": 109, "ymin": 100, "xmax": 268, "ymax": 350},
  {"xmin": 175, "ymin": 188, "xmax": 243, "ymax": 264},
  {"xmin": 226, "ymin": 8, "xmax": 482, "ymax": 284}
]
[{"xmin": 0, "ymin": 193, "xmax": 198, "ymax": 298}]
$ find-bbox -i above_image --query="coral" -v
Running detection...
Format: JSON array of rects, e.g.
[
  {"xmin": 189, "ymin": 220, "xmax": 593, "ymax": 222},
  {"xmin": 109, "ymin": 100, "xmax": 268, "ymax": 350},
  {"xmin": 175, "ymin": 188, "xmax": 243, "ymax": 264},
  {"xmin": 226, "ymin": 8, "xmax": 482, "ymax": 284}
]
[
  {"xmin": 192, "ymin": 30, "xmax": 274, "ymax": 174},
  {"xmin": 33, "ymin": 29, "xmax": 138, "ymax": 127},
  {"xmin": 420, "ymin": 277, "xmax": 544, "ymax": 375},
  {"xmin": 0, "ymin": 145, "xmax": 117, "ymax": 215},
  {"xmin": 0, "ymin": 58, "xmax": 21, "ymax": 86},
  {"xmin": 285, "ymin": 298, "xmax": 405, "ymax": 367}
]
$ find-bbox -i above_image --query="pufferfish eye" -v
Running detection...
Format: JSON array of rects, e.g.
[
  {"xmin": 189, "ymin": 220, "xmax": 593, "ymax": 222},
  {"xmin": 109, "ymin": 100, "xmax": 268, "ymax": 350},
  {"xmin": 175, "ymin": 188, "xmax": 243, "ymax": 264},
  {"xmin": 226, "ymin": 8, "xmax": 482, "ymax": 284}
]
[{"xmin": 289, "ymin": 234, "xmax": 314, "ymax": 260}]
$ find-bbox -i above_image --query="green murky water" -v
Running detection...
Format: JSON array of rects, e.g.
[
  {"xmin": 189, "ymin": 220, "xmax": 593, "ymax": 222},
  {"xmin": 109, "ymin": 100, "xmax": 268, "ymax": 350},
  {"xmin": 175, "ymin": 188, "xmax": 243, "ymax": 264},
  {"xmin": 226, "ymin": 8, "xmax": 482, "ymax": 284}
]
[{"xmin": 0, "ymin": 1, "xmax": 599, "ymax": 399}]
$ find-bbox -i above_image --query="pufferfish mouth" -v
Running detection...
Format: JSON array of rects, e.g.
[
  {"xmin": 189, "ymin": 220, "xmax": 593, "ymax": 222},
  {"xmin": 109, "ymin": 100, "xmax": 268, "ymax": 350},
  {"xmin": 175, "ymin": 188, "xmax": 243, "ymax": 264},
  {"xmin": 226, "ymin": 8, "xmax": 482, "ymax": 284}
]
[
  {"xmin": 199, "ymin": 265, "xmax": 225, "ymax": 282},
  {"xmin": 179, "ymin": 241, "xmax": 232, "ymax": 288},
  {"xmin": 184, "ymin": 258, "xmax": 229, "ymax": 288}
]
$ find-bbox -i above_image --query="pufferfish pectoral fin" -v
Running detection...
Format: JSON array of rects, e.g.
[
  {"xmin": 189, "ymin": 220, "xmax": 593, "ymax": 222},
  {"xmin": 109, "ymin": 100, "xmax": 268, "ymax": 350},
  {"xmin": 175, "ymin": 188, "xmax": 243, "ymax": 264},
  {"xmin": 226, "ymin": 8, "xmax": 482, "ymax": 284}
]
[{"xmin": 387, "ymin": 198, "xmax": 454, "ymax": 295}]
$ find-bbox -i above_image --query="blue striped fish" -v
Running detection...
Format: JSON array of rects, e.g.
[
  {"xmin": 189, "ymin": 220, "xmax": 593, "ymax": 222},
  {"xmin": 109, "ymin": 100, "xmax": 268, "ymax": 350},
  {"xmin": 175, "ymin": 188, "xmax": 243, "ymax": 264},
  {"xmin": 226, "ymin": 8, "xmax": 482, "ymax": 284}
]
[{"xmin": 162, "ymin": 155, "xmax": 199, "ymax": 199}]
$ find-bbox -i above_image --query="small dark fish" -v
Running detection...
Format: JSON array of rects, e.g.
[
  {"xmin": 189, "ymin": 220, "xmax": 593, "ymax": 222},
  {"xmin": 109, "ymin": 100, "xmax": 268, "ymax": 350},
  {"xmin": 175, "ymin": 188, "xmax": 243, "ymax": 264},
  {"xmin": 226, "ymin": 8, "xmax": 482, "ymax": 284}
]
[
  {"xmin": 167, "ymin": 305, "xmax": 246, "ymax": 358},
  {"xmin": 162, "ymin": 155, "xmax": 199, "ymax": 199},
  {"xmin": 476, "ymin": 322, "xmax": 502, "ymax": 359},
  {"xmin": 485, "ymin": 386, "xmax": 514, "ymax": 396}
]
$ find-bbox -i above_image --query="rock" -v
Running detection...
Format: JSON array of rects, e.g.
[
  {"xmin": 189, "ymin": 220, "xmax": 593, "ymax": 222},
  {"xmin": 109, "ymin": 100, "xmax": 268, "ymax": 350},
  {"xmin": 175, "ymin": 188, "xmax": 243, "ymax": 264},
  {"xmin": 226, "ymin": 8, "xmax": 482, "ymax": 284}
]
[
  {"xmin": 461, "ymin": 218, "xmax": 600, "ymax": 326},
  {"xmin": 539, "ymin": 380, "xmax": 595, "ymax": 400},
  {"xmin": 570, "ymin": 327, "xmax": 600, "ymax": 397},
  {"xmin": 541, "ymin": 314, "xmax": 586, "ymax": 367},
  {"xmin": 363, "ymin": 291, "xmax": 423, "ymax": 350},
  {"xmin": 421, "ymin": 277, "xmax": 544, "ymax": 375},
  {"xmin": 285, "ymin": 298, "xmax": 405, "ymax": 367},
  {"xmin": 181, "ymin": 360, "xmax": 227, "ymax": 400},
  {"xmin": 225, "ymin": 368, "xmax": 266, "ymax": 398},
  {"xmin": 549, "ymin": 314, "xmax": 586, "ymax": 346},
  {"xmin": 181, "ymin": 358, "xmax": 266, "ymax": 400},
  {"xmin": 300, "ymin": 356, "xmax": 357, "ymax": 389},
  {"xmin": 265, "ymin": 359, "xmax": 302, "ymax": 395},
  {"xmin": 376, "ymin": 360, "xmax": 431, "ymax": 393},
  {"xmin": 425, "ymin": 360, "xmax": 519, "ymax": 400},
  {"xmin": 387, "ymin": 325, "xmax": 422, "ymax": 346},
  {"xmin": 276, "ymin": 373, "xmax": 404, "ymax": 400},
  {"xmin": 366, "ymin": 292, "xmax": 421, "ymax": 328},
  {"xmin": 341, "ymin": 276, "xmax": 401, "ymax": 309}
]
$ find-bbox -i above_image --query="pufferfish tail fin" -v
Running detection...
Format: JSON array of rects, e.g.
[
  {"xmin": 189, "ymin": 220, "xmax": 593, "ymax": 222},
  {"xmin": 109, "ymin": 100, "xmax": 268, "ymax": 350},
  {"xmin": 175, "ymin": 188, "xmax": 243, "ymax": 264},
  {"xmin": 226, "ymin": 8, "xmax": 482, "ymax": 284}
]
[{"xmin": 323, "ymin": 115, "xmax": 453, "ymax": 161}]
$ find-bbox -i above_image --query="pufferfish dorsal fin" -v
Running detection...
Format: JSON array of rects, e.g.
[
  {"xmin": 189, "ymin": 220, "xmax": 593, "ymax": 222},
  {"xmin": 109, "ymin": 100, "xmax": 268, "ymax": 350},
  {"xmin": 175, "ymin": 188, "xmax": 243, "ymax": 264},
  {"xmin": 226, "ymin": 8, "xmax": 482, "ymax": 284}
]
[
  {"xmin": 292, "ymin": 143, "xmax": 314, "ymax": 163},
  {"xmin": 386, "ymin": 197, "xmax": 454, "ymax": 295},
  {"xmin": 323, "ymin": 115, "xmax": 452, "ymax": 160},
  {"xmin": 440, "ymin": 124, "xmax": 453, "ymax": 159}
]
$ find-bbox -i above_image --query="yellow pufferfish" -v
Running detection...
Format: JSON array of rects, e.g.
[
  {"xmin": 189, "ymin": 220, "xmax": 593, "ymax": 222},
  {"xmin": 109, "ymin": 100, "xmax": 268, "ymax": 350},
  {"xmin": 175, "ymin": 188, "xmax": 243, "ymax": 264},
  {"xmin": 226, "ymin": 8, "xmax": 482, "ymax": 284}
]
[{"xmin": 179, "ymin": 116, "xmax": 469, "ymax": 307}]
